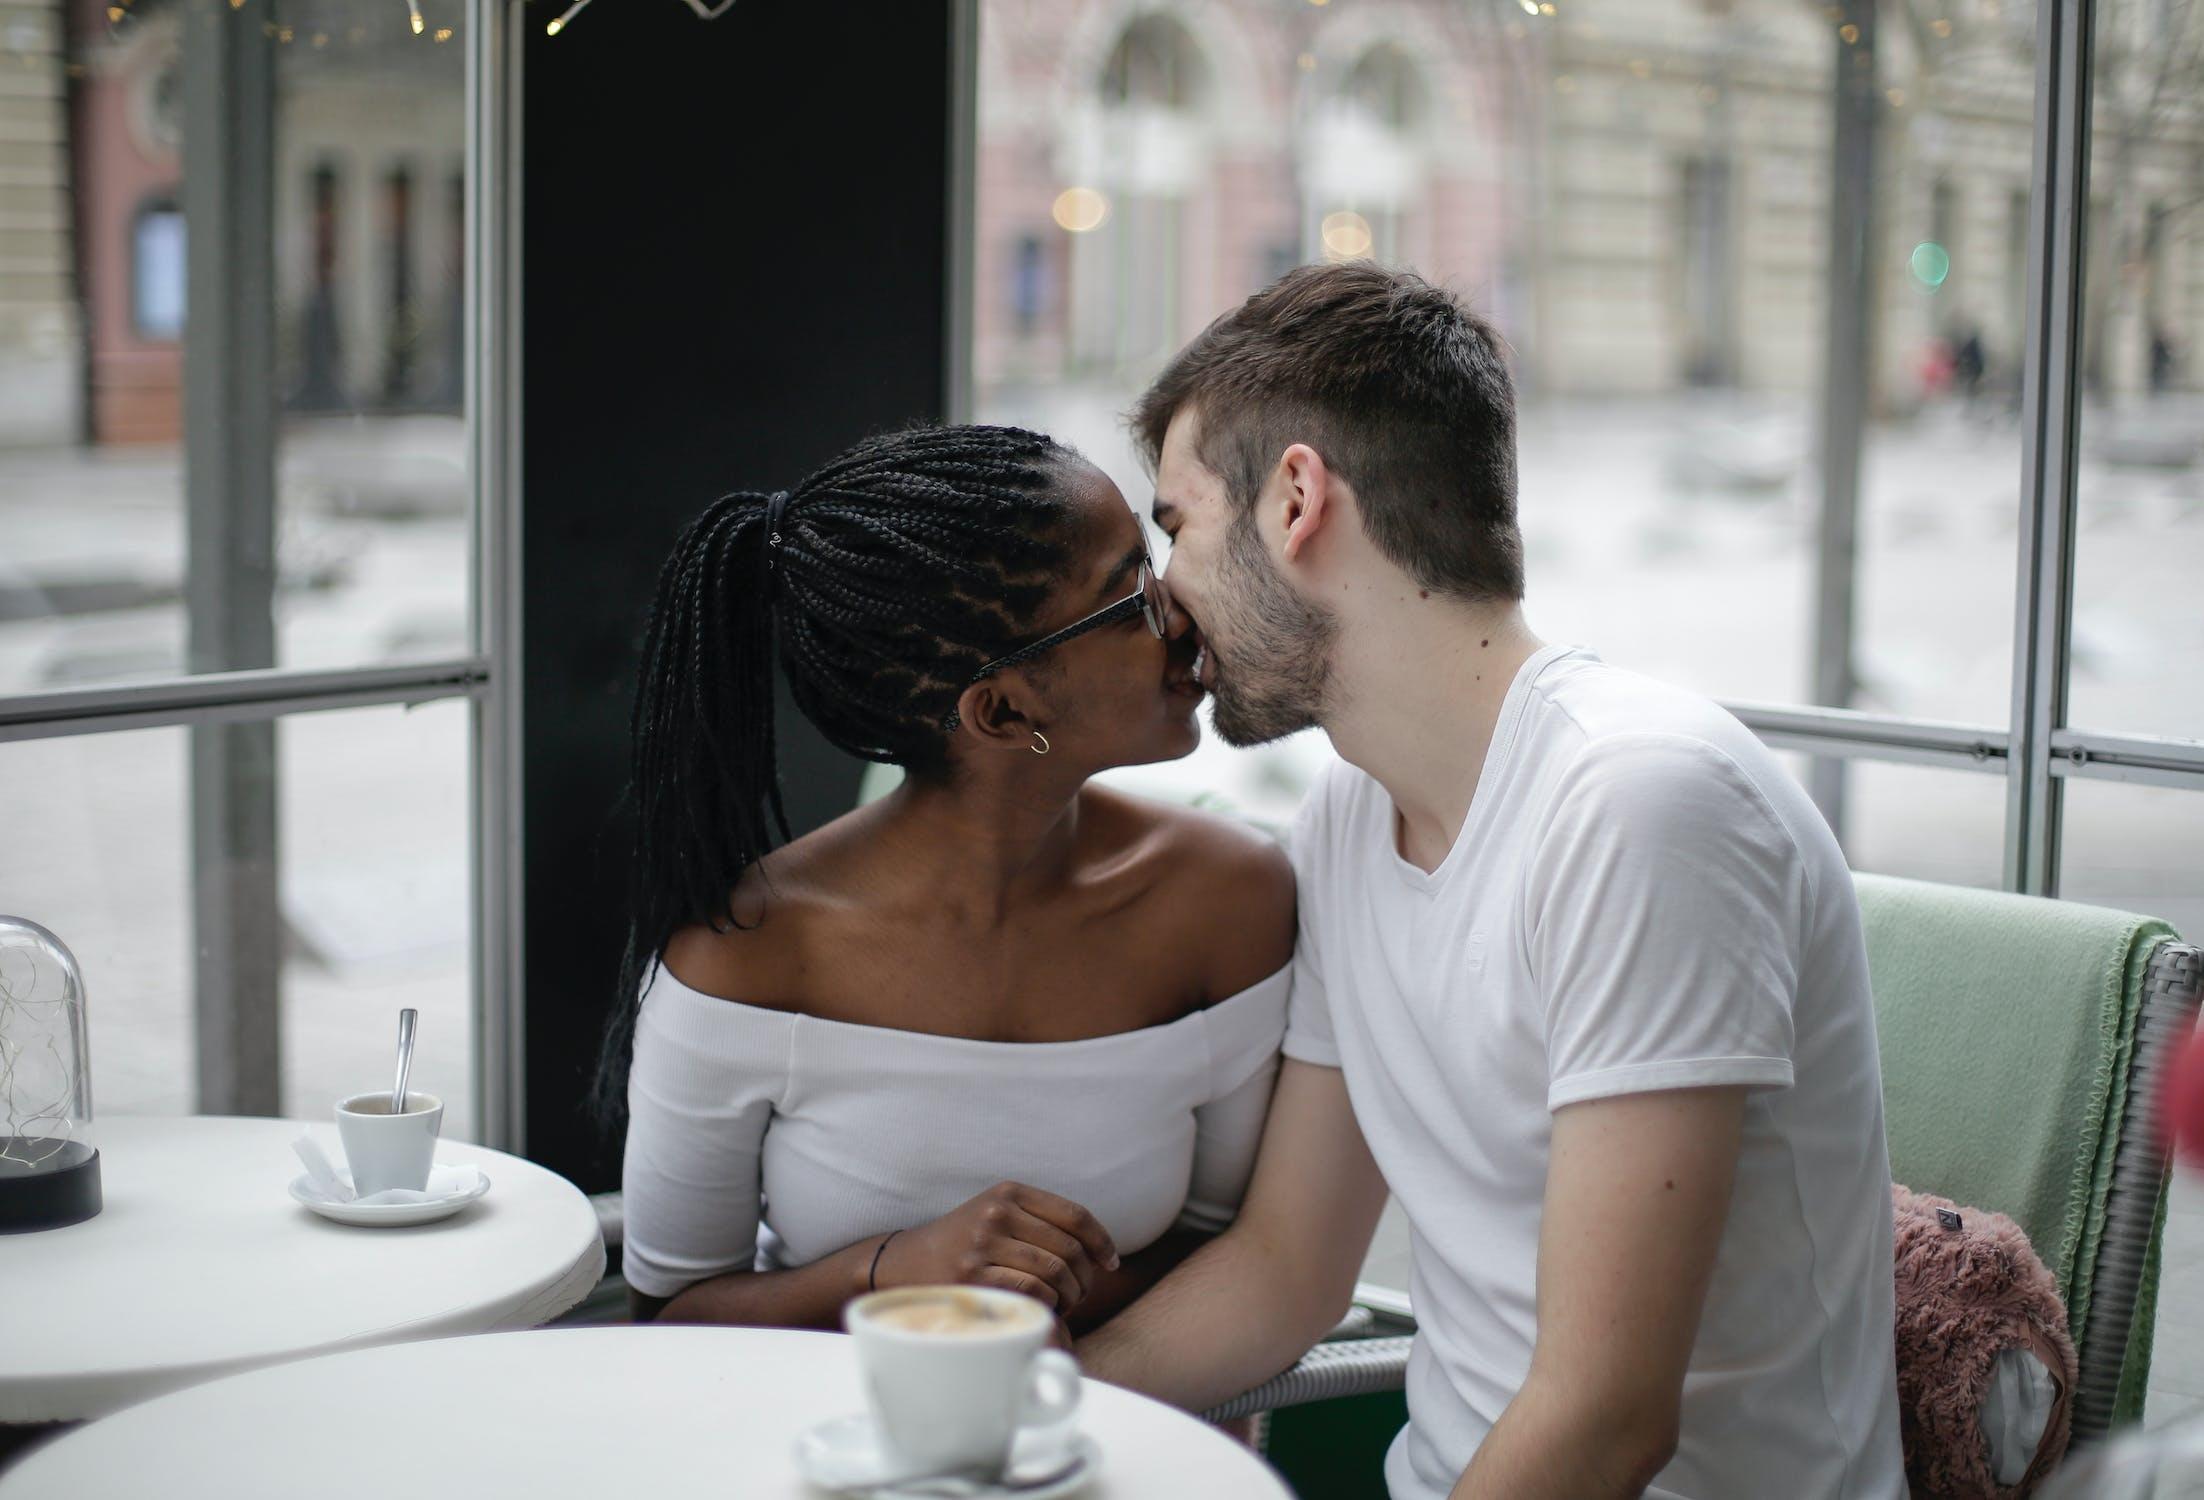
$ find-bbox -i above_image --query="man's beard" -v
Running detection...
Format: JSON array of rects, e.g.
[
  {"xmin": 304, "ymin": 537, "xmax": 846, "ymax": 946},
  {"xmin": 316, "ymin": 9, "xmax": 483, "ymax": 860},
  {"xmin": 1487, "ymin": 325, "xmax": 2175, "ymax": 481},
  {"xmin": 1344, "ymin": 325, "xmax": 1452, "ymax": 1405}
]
[{"xmin": 1205, "ymin": 508, "xmax": 1338, "ymax": 749}]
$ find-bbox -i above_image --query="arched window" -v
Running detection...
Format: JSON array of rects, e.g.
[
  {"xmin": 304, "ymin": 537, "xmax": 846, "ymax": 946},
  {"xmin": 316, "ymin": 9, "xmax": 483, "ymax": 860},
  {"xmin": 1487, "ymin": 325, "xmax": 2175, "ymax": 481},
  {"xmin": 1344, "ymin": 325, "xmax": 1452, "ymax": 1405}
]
[
  {"xmin": 1342, "ymin": 43, "xmax": 1424, "ymax": 135},
  {"xmin": 1069, "ymin": 13, "xmax": 1216, "ymax": 372},
  {"xmin": 1307, "ymin": 43, "xmax": 1432, "ymax": 266},
  {"xmin": 1101, "ymin": 14, "xmax": 1207, "ymax": 112}
]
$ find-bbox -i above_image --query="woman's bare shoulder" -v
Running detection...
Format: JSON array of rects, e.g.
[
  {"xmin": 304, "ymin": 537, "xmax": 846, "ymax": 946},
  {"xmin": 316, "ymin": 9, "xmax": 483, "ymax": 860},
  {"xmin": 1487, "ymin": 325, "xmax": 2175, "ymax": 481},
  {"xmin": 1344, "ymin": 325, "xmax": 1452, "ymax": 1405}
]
[
  {"xmin": 1086, "ymin": 786, "xmax": 1296, "ymax": 999},
  {"xmin": 656, "ymin": 818, "xmax": 859, "ymax": 1008}
]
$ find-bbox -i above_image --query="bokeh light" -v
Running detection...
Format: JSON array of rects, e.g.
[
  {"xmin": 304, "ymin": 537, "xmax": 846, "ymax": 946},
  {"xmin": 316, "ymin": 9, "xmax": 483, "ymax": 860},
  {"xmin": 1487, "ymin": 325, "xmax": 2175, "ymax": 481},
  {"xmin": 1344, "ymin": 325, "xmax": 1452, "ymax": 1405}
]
[
  {"xmin": 1321, "ymin": 210, "xmax": 1373, "ymax": 259},
  {"xmin": 1909, "ymin": 240, "xmax": 1951, "ymax": 289},
  {"xmin": 1052, "ymin": 187, "xmax": 1110, "ymax": 234}
]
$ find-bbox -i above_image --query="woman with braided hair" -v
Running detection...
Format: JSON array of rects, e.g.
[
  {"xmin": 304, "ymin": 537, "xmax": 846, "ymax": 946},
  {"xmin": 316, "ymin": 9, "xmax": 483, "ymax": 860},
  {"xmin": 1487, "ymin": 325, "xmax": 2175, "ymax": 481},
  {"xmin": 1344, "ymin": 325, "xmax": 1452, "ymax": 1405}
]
[{"xmin": 609, "ymin": 423, "xmax": 1294, "ymax": 1339}]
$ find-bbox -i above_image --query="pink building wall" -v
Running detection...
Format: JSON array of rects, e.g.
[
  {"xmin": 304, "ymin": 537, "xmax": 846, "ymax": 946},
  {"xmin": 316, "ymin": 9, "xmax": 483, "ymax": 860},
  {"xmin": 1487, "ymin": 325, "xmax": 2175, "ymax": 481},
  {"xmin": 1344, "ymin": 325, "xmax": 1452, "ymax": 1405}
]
[
  {"xmin": 70, "ymin": 0, "xmax": 182, "ymax": 444},
  {"xmin": 973, "ymin": 0, "xmax": 1522, "ymax": 399}
]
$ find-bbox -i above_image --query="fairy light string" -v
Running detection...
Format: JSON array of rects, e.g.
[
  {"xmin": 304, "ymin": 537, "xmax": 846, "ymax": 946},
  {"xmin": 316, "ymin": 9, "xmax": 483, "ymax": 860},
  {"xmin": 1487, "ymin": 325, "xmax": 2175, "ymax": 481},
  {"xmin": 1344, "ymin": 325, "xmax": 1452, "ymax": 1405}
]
[
  {"xmin": 88, "ymin": 0, "xmax": 738, "ymax": 46},
  {"xmin": 0, "ymin": 949, "xmax": 77, "ymax": 1169},
  {"xmin": 549, "ymin": 0, "xmax": 740, "ymax": 37}
]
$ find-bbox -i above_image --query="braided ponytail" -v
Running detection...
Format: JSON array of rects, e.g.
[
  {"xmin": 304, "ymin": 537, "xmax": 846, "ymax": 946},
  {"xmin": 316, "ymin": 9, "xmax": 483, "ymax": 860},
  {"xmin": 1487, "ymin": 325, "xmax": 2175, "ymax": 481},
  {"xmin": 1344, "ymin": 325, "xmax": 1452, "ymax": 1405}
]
[{"xmin": 594, "ymin": 425, "xmax": 1078, "ymax": 1131}]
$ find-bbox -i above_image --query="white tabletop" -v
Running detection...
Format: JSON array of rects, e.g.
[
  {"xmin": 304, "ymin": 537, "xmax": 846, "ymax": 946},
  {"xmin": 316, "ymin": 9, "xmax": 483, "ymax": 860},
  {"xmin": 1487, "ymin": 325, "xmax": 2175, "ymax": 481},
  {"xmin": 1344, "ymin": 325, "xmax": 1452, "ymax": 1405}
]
[
  {"xmin": 0, "ymin": 1115, "xmax": 605, "ymax": 1422},
  {"xmin": 0, "ymin": 1325, "xmax": 1293, "ymax": 1499}
]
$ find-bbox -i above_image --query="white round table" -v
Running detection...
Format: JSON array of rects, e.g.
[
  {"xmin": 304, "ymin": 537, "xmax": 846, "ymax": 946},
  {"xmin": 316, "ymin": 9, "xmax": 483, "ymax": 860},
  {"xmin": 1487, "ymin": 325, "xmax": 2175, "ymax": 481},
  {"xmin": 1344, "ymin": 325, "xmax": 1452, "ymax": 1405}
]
[
  {"xmin": 0, "ymin": 1325, "xmax": 1294, "ymax": 1498},
  {"xmin": 0, "ymin": 1116, "xmax": 605, "ymax": 1422}
]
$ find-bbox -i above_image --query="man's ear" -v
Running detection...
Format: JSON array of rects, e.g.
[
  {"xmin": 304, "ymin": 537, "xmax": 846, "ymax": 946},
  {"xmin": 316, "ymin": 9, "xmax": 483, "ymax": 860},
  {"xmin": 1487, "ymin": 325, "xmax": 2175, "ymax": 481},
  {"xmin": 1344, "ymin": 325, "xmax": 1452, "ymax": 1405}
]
[
  {"xmin": 951, "ymin": 676, "xmax": 1036, "ymax": 752},
  {"xmin": 1277, "ymin": 443, "xmax": 1334, "ymax": 565}
]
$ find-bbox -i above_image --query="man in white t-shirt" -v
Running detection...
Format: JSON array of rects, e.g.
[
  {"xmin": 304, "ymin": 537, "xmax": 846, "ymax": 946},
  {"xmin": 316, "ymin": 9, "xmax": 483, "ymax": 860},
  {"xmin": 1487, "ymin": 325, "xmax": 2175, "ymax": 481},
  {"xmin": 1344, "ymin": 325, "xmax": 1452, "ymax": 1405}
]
[{"xmin": 1077, "ymin": 263, "xmax": 1904, "ymax": 1499}]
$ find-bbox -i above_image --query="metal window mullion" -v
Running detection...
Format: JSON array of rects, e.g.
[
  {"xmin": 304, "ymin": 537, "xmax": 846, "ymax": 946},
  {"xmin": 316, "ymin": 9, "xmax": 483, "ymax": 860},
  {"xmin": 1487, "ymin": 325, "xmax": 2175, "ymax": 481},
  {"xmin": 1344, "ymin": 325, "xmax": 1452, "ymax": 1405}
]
[
  {"xmin": 1731, "ymin": 731, "xmax": 2008, "ymax": 776},
  {"xmin": 2050, "ymin": 728, "xmax": 2204, "ymax": 792},
  {"xmin": 1809, "ymin": 2, "xmax": 1880, "ymax": 836},
  {"xmin": 1724, "ymin": 700, "xmax": 2009, "ymax": 773},
  {"xmin": 943, "ymin": 0, "xmax": 978, "ymax": 426},
  {"xmin": 2052, "ymin": 728, "xmax": 2204, "ymax": 772},
  {"xmin": 0, "ymin": 684, "xmax": 487, "ymax": 744},
  {"xmin": 468, "ymin": 0, "xmax": 526, "ymax": 1155},
  {"xmin": 2052, "ymin": 760, "xmax": 2204, "ymax": 794},
  {"xmin": 2005, "ymin": 0, "xmax": 2094, "ymax": 897},
  {"xmin": 182, "ymin": 0, "xmax": 281, "ymax": 1116},
  {"xmin": 0, "ymin": 660, "xmax": 490, "ymax": 742}
]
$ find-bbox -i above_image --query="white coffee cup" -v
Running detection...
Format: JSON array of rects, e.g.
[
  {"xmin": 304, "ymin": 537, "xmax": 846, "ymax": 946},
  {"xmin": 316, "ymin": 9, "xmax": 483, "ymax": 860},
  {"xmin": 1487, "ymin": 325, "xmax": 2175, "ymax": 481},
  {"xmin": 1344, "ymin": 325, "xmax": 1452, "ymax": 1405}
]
[
  {"xmin": 844, "ymin": 1285, "xmax": 1081, "ymax": 1480},
  {"xmin": 335, "ymin": 1090, "xmax": 442, "ymax": 1197}
]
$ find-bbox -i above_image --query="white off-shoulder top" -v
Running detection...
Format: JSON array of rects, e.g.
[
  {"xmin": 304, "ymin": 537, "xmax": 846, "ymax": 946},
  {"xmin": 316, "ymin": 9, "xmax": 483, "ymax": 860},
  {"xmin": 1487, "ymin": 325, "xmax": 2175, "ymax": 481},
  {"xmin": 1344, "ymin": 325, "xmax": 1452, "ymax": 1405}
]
[{"xmin": 619, "ymin": 961, "xmax": 1291, "ymax": 1300}]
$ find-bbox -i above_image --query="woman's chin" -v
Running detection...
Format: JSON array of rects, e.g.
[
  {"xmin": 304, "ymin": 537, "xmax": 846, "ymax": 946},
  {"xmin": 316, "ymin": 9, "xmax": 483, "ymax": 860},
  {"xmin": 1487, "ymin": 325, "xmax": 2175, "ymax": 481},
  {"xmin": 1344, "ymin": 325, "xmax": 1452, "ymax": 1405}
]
[{"xmin": 1123, "ymin": 712, "xmax": 1204, "ymax": 768}]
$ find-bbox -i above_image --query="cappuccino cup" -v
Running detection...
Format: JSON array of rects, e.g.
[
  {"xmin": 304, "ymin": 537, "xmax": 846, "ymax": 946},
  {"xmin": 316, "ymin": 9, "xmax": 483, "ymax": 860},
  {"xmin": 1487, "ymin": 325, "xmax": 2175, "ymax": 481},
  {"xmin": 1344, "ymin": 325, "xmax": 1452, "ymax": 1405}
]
[{"xmin": 844, "ymin": 1285, "xmax": 1080, "ymax": 1479}]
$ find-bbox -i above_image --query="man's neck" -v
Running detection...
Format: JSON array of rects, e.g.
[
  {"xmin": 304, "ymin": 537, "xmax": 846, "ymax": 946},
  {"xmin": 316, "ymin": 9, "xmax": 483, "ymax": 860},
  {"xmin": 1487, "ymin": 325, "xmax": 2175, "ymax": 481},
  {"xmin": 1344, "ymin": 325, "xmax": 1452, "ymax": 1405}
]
[{"xmin": 1323, "ymin": 600, "xmax": 1544, "ymax": 873}]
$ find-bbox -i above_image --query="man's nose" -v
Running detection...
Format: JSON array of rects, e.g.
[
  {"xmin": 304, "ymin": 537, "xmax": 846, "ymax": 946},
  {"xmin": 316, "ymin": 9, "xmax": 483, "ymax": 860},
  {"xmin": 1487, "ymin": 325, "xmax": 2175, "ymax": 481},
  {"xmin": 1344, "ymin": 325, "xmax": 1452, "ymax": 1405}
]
[{"xmin": 1160, "ymin": 577, "xmax": 1198, "ymax": 640}]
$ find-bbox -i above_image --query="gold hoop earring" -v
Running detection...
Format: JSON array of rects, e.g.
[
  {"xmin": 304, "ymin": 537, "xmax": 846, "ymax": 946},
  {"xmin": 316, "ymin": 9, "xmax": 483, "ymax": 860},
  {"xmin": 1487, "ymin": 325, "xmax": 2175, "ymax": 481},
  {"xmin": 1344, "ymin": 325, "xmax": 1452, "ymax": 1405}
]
[{"xmin": 1030, "ymin": 730, "xmax": 1051, "ymax": 756}]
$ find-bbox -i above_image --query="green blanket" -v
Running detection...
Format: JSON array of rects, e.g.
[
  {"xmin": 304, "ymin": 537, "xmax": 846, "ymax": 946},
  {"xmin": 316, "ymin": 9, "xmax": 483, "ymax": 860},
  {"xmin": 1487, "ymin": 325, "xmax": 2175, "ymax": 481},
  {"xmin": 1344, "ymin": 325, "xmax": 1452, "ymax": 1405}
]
[{"xmin": 1855, "ymin": 873, "xmax": 2176, "ymax": 1424}]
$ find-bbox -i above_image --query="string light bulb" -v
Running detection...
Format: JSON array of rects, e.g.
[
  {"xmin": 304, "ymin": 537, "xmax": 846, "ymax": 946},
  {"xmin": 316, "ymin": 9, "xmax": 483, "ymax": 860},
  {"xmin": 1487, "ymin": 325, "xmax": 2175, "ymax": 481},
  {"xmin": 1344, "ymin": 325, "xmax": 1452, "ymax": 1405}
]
[
  {"xmin": 407, "ymin": 0, "xmax": 423, "ymax": 34},
  {"xmin": 546, "ymin": 0, "xmax": 592, "ymax": 35}
]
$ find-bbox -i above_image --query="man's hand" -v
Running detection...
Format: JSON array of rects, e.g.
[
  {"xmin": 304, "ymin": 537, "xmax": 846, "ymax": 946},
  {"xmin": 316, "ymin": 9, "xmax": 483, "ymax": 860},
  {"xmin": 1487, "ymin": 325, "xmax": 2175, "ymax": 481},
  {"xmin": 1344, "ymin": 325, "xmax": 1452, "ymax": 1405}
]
[
  {"xmin": 1077, "ymin": 1060, "xmax": 1388, "ymax": 1411},
  {"xmin": 1451, "ymin": 1086, "xmax": 1747, "ymax": 1500}
]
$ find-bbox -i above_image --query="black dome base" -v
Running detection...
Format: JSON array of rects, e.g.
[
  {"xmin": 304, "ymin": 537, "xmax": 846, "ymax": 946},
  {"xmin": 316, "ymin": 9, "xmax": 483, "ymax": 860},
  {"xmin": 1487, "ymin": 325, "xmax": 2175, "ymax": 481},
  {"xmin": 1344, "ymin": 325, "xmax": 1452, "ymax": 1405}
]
[{"xmin": 0, "ymin": 1139, "xmax": 103, "ymax": 1233}]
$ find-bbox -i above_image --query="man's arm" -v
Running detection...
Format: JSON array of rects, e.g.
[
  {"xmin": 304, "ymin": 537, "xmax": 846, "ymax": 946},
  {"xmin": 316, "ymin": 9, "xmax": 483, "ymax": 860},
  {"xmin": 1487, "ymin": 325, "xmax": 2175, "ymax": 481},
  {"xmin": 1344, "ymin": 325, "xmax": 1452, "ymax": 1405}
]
[
  {"xmin": 1076, "ymin": 1059, "xmax": 1389, "ymax": 1410},
  {"xmin": 1451, "ymin": 1086, "xmax": 1746, "ymax": 1500}
]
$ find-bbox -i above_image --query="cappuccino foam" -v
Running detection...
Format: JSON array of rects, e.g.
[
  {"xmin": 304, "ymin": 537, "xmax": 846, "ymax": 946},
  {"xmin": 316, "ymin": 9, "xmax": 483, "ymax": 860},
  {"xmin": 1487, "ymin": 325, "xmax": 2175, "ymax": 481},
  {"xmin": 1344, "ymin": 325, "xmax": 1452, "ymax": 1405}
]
[{"xmin": 867, "ymin": 1290, "xmax": 1041, "ymax": 1337}]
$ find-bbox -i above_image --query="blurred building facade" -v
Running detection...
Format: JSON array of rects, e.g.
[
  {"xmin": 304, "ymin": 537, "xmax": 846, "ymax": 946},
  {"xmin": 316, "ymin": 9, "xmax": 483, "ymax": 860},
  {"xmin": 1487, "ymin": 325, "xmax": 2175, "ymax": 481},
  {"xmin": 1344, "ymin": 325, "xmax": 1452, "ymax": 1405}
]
[
  {"xmin": 974, "ymin": 0, "xmax": 2202, "ymax": 412},
  {"xmin": 5, "ymin": 1, "xmax": 2196, "ymax": 454},
  {"xmin": 1, "ymin": 0, "xmax": 78, "ymax": 446},
  {"xmin": 0, "ymin": 0, "xmax": 463, "ymax": 449}
]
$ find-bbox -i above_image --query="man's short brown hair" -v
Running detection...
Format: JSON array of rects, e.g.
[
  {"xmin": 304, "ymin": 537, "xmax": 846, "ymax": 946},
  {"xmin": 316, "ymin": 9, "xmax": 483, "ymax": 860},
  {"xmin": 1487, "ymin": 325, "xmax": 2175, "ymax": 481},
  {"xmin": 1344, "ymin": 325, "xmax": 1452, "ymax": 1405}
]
[{"xmin": 1133, "ymin": 261, "xmax": 1524, "ymax": 603}]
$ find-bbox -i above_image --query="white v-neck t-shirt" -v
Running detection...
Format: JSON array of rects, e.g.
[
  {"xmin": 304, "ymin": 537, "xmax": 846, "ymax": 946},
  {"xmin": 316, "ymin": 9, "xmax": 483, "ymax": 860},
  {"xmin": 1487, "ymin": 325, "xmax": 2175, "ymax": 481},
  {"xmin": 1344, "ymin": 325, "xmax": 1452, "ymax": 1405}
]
[{"xmin": 1286, "ymin": 645, "xmax": 1903, "ymax": 1500}]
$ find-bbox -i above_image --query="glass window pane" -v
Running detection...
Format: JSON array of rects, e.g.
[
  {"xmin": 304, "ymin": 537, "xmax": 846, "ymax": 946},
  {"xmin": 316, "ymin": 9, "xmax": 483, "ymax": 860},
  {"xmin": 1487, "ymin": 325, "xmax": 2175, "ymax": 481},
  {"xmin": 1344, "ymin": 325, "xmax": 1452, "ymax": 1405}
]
[
  {"xmin": 974, "ymin": 2, "xmax": 2032, "ymax": 806},
  {"xmin": 2070, "ymin": 6, "xmax": 2204, "ymax": 739},
  {"xmin": 0, "ymin": 700, "xmax": 474, "ymax": 1134},
  {"xmin": 1, "ymin": 2, "xmax": 471, "ymax": 697},
  {"xmin": 1779, "ymin": 754, "xmax": 2007, "ymax": 889},
  {"xmin": 2059, "ymin": 779, "xmax": 2204, "ymax": 942}
]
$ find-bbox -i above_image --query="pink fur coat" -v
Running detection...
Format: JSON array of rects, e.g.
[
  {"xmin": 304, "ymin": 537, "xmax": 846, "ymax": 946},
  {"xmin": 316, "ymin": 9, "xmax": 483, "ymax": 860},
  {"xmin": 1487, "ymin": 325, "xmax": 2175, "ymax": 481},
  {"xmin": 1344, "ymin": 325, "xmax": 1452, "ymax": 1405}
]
[{"xmin": 1892, "ymin": 1184, "xmax": 2078, "ymax": 1498}]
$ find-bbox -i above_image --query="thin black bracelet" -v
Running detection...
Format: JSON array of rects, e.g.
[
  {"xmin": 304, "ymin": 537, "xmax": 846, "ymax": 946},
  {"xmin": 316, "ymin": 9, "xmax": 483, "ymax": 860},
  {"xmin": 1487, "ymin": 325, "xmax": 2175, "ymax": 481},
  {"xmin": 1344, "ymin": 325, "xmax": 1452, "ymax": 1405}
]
[{"xmin": 867, "ymin": 1230, "xmax": 900, "ymax": 1293}]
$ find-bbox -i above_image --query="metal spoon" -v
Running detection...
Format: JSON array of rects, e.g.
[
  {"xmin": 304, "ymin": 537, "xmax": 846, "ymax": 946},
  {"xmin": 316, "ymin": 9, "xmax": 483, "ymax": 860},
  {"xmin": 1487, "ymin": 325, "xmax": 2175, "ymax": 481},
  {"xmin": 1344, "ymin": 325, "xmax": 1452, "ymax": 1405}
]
[{"xmin": 390, "ymin": 1008, "xmax": 418, "ymax": 1115}]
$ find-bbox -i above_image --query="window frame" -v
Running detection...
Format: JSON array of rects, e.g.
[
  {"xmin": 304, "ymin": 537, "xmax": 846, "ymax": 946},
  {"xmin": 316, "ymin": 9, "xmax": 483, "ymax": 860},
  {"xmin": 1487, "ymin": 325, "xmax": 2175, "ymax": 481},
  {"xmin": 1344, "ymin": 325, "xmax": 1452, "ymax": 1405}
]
[{"xmin": 0, "ymin": 0, "xmax": 526, "ymax": 1151}]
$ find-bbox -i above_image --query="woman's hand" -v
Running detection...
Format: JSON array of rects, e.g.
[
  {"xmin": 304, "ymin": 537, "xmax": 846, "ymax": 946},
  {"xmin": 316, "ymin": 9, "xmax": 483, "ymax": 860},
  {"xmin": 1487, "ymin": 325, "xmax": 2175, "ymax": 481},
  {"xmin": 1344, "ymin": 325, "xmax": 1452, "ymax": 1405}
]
[{"xmin": 878, "ymin": 1182, "xmax": 1120, "ymax": 1313}]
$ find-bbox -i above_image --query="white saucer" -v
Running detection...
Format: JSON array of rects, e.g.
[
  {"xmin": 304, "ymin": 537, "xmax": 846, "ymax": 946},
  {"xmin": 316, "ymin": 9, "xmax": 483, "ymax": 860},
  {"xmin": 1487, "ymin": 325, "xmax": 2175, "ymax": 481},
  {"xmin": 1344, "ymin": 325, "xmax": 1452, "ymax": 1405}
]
[
  {"xmin": 793, "ymin": 1412, "xmax": 1098, "ymax": 1498},
  {"xmin": 288, "ymin": 1162, "xmax": 491, "ymax": 1227}
]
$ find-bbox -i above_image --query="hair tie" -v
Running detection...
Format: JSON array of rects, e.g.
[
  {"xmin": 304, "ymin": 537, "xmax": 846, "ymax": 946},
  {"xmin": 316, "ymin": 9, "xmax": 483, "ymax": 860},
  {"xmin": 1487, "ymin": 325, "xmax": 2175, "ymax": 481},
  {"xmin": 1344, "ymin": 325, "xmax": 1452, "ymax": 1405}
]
[{"xmin": 759, "ymin": 490, "xmax": 793, "ymax": 593}]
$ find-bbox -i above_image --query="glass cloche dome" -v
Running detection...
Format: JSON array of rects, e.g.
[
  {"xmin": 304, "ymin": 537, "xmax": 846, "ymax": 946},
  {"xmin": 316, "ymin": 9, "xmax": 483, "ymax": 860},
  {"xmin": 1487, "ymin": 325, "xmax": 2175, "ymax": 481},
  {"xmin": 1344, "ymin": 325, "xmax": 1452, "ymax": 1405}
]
[{"xmin": 0, "ymin": 916, "xmax": 102, "ymax": 1232}]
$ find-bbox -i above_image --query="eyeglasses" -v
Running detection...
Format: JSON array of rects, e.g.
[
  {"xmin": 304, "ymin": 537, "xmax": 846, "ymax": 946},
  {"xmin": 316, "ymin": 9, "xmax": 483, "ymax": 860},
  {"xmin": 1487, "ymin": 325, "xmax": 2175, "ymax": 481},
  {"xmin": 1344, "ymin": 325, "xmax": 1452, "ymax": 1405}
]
[{"xmin": 941, "ymin": 558, "xmax": 1170, "ymax": 731}]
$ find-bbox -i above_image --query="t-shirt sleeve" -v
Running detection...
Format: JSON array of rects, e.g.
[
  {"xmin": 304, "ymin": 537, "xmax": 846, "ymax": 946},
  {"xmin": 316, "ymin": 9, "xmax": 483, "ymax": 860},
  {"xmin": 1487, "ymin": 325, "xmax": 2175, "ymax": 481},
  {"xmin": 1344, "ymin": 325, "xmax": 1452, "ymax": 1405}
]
[
  {"xmin": 1281, "ymin": 768, "xmax": 1343, "ymax": 1069},
  {"xmin": 1526, "ymin": 734, "xmax": 1805, "ymax": 1113},
  {"xmin": 618, "ymin": 972, "xmax": 788, "ymax": 1300},
  {"xmin": 1176, "ymin": 965, "xmax": 1289, "ymax": 1234}
]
